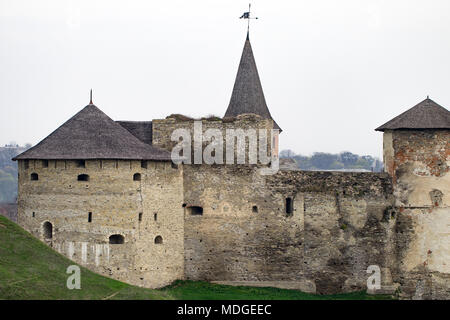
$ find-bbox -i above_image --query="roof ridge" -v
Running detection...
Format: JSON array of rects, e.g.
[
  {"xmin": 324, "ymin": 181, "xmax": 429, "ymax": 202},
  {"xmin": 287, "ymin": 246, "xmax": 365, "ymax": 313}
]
[
  {"xmin": 14, "ymin": 104, "xmax": 171, "ymax": 161},
  {"xmin": 375, "ymin": 98, "xmax": 450, "ymax": 131}
]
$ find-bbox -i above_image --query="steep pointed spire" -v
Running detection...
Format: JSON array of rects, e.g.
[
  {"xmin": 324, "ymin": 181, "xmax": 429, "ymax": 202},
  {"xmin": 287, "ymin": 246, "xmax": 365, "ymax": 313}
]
[{"xmin": 224, "ymin": 34, "xmax": 281, "ymax": 131}]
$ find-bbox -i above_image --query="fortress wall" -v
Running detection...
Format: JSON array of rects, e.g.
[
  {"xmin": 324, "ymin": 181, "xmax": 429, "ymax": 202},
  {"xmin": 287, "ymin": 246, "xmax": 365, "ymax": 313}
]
[
  {"xmin": 152, "ymin": 114, "xmax": 274, "ymax": 161},
  {"xmin": 183, "ymin": 165, "xmax": 395, "ymax": 294},
  {"xmin": 17, "ymin": 159, "xmax": 184, "ymax": 288},
  {"xmin": 384, "ymin": 130, "xmax": 450, "ymax": 299}
]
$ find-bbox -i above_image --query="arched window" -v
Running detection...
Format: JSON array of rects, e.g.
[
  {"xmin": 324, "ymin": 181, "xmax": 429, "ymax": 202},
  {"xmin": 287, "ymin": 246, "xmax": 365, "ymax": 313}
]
[
  {"xmin": 78, "ymin": 174, "xmax": 89, "ymax": 182},
  {"xmin": 30, "ymin": 173, "xmax": 39, "ymax": 181},
  {"xmin": 252, "ymin": 206, "xmax": 258, "ymax": 213},
  {"xmin": 187, "ymin": 206, "xmax": 203, "ymax": 216},
  {"xmin": 154, "ymin": 236, "xmax": 163, "ymax": 244},
  {"xmin": 43, "ymin": 221, "xmax": 52, "ymax": 239},
  {"xmin": 109, "ymin": 234, "xmax": 124, "ymax": 244},
  {"xmin": 133, "ymin": 173, "xmax": 141, "ymax": 181}
]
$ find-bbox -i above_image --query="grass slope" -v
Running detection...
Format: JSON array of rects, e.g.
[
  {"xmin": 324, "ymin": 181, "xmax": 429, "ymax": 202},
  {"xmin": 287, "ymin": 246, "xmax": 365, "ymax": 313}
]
[{"xmin": 0, "ymin": 216, "xmax": 392, "ymax": 300}]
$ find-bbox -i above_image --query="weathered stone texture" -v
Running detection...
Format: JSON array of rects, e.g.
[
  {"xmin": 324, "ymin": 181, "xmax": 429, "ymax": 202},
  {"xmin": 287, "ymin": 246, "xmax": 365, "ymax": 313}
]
[
  {"xmin": 152, "ymin": 114, "xmax": 275, "ymax": 163},
  {"xmin": 183, "ymin": 165, "xmax": 395, "ymax": 294},
  {"xmin": 17, "ymin": 159, "xmax": 184, "ymax": 288},
  {"xmin": 384, "ymin": 129, "xmax": 450, "ymax": 299}
]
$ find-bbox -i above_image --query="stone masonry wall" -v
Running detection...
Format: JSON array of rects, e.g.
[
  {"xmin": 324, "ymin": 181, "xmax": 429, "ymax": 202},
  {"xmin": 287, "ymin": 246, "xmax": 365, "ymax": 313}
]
[
  {"xmin": 182, "ymin": 165, "xmax": 395, "ymax": 294},
  {"xmin": 384, "ymin": 130, "xmax": 450, "ymax": 299},
  {"xmin": 152, "ymin": 114, "xmax": 275, "ymax": 164},
  {"xmin": 17, "ymin": 159, "xmax": 184, "ymax": 288}
]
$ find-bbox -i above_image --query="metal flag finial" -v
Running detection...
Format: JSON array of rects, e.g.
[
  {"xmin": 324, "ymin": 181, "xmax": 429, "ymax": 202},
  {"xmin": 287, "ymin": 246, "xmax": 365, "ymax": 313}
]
[
  {"xmin": 90, "ymin": 89, "xmax": 93, "ymax": 105},
  {"xmin": 240, "ymin": 3, "xmax": 258, "ymax": 37}
]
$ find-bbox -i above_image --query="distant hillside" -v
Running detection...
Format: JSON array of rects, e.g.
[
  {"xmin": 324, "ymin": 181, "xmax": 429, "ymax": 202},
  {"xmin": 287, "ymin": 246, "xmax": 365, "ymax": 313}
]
[
  {"xmin": 0, "ymin": 145, "xmax": 27, "ymax": 203},
  {"xmin": 0, "ymin": 215, "xmax": 391, "ymax": 300},
  {"xmin": 279, "ymin": 150, "xmax": 383, "ymax": 172}
]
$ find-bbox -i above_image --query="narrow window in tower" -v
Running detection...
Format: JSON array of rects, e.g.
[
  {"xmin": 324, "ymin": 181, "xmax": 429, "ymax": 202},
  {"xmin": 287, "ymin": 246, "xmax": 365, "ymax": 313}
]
[
  {"xmin": 139, "ymin": 213, "xmax": 143, "ymax": 222},
  {"xmin": 30, "ymin": 173, "xmax": 38, "ymax": 181},
  {"xmin": 43, "ymin": 221, "xmax": 53, "ymax": 239},
  {"xmin": 286, "ymin": 197, "xmax": 293, "ymax": 215},
  {"xmin": 76, "ymin": 160, "xmax": 86, "ymax": 168},
  {"xmin": 88, "ymin": 212, "xmax": 92, "ymax": 223},
  {"xmin": 154, "ymin": 236, "xmax": 163, "ymax": 244}
]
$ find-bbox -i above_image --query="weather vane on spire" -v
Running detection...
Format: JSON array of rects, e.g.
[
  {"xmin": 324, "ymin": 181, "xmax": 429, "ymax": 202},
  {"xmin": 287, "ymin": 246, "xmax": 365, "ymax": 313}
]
[{"xmin": 240, "ymin": 3, "xmax": 258, "ymax": 36}]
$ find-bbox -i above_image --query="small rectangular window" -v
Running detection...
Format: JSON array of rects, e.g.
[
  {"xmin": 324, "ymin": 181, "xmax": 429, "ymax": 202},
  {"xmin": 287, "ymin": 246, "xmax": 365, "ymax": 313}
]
[
  {"xmin": 188, "ymin": 206, "xmax": 203, "ymax": 216},
  {"xmin": 141, "ymin": 160, "xmax": 147, "ymax": 169},
  {"xmin": 77, "ymin": 160, "xmax": 86, "ymax": 168},
  {"xmin": 139, "ymin": 213, "xmax": 143, "ymax": 222},
  {"xmin": 154, "ymin": 213, "xmax": 157, "ymax": 221},
  {"xmin": 286, "ymin": 197, "xmax": 293, "ymax": 215},
  {"xmin": 88, "ymin": 212, "xmax": 92, "ymax": 222}
]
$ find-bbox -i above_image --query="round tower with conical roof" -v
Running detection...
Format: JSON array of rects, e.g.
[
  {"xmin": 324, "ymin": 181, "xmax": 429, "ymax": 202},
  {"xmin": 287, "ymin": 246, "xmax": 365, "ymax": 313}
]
[{"xmin": 376, "ymin": 97, "xmax": 450, "ymax": 299}]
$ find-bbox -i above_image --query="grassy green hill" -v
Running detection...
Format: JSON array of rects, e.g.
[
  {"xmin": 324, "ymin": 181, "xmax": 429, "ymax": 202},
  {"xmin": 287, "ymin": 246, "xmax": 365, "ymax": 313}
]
[{"xmin": 0, "ymin": 215, "xmax": 392, "ymax": 300}]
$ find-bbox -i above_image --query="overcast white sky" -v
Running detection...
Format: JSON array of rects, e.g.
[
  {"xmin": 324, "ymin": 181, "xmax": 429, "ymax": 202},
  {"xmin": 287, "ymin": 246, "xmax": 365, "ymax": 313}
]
[{"xmin": 1, "ymin": 0, "xmax": 450, "ymax": 158}]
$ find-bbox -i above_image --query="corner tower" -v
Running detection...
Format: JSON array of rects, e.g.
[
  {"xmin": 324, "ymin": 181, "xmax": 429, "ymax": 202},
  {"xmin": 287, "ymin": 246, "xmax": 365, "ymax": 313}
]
[{"xmin": 376, "ymin": 97, "xmax": 450, "ymax": 299}]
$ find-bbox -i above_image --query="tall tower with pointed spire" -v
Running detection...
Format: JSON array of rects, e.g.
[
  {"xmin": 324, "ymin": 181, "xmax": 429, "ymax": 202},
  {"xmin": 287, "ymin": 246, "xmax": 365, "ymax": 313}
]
[{"xmin": 224, "ymin": 34, "xmax": 280, "ymax": 132}]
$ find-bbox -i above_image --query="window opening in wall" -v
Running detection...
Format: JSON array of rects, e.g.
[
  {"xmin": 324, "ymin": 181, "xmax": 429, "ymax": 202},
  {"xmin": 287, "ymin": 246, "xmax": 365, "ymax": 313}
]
[
  {"xmin": 77, "ymin": 174, "xmax": 89, "ymax": 181},
  {"xmin": 109, "ymin": 234, "xmax": 124, "ymax": 244},
  {"xmin": 252, "ymin": 206, "xmax": 258, "ymax": 213},
  {"xmin": 133, "ymin": 173, "xmax": 141, "ymax": 181},
  {"xmin": 286, "ymin": 197, "xmax": 293, "ymax": 215},
  {"xmin": 88, "ymin": 212, "xmax": 92, "ymax": 223},
  {"xmin": 154, "ymin": 236, "xmax": 163, "ymax": 244},
  {"xmin": 187, "ymin": 206, "xmax": 203, "ymax": 215},
  {"xmin": 43, "ymin": 221, "xmax": 52, "ymax": 239},
  {"xmin": 30, "ymin": 173, "xmax": 38, "ymax": 181},
  {"xmin": 76, "ymin": 160, "xmax": 86, "ymax": 168}
]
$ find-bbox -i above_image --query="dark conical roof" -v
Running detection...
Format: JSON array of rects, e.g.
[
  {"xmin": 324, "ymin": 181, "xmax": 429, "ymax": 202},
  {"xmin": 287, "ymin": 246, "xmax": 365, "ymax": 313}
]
[
  {"xmin": 13, "ymin": 104, "xmax": 171, "ymax": 161},
  {"xmin": 224, "ymin": 34, "xmax": 281, "ymax": 131},
  {"xmin": 375, "ymin": 98, "xmax": 450, "ymax": 131}
]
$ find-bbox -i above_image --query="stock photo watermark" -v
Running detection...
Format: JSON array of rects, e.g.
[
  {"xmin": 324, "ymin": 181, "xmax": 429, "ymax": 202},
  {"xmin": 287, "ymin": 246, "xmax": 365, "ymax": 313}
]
[
  {"xmin": 66, "ymin": 265, "xmax": 81, "ymax": 290},
  {"xmin": 170, "ymin": 121, "xmax": 280, "ymax": 175}
]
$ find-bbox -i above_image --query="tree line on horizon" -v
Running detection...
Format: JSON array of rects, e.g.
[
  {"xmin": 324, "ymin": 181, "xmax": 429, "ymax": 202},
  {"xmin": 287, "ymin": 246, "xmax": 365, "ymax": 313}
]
[
  {"xmin": 0, "ymin": 143, "xmax": 29, "ymax": 203},
  {"xmin": 279, "ymin": 150, "xmax": 383, "ymax": 172}
]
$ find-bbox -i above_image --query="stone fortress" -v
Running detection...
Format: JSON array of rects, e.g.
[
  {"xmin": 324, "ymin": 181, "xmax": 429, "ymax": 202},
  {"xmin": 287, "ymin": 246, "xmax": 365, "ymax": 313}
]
[{"xmin": 13, "ymin": 32, "xmax": 450, "ymax": 299}]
